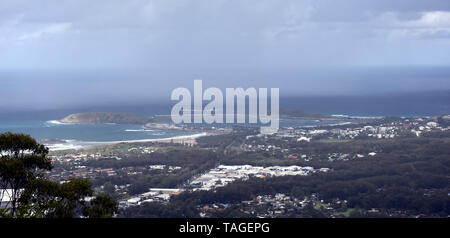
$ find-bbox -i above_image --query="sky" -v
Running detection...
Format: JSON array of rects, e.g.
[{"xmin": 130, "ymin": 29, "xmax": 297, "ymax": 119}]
[{"xmin": 0, "ymin": 0, "xmax": 450, "ymax": 110}]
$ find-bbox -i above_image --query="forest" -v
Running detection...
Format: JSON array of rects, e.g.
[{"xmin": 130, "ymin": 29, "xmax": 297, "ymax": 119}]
[{"xmin": 122, "ymin": 132, "xmax": 450, "ymax": 218}]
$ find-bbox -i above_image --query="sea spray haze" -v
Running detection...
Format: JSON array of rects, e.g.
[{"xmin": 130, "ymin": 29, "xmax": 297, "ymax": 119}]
[{"xmin": 171, "ymin": 80, "xmax": 280, "ymax": 134}]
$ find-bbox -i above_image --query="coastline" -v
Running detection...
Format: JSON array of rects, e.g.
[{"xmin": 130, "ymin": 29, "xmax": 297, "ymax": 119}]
[
  {"xmin": 45, "ymin": 132, "xmax": 209, "ymax": 151},
  {"xmin": 83, "ymin": 132, "xmax": 209, "ymax": 145}
]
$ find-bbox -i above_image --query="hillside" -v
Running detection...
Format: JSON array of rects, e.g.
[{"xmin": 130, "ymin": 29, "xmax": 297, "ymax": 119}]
[{"xmin": 59, "ymin": 112, "xmax": 150, "ymax": 124}]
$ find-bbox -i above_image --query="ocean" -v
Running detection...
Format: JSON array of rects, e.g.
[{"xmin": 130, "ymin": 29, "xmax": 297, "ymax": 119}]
[
  {"xmin": 0, "ymin": 119, "xmax": 194, "ymax": 142},
  {"xmin": 0, "ymin": 116, "xmax": 349, "ymax": 151},
  {"xmin": 280, "ymin": 91, "xmax": 450, "ymax": 117},
  {"xmin": 0, "ymin": 90, "xmax": 448, "ymax": 150}
]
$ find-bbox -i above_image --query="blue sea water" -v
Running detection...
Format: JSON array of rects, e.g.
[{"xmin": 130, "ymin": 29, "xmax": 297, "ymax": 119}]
[
  {"xmin": 280, "ymin": 91, "xmax": 450, "ymax": 117},
  {"xmin": 0, "ymin": 120, "xmax": 193, "ymax": 142},
  {"xmin": 0, "ymin": 117, "xmax": 345, "ymax": 143},
  {"xmin": 0, "ymin": 115, "xmax": 350, "ymax": 152},
  {"xmin": 0, "ymin": 117, "xmax": 201, "ymax": 150},
  {"xmin": 0, "ymin": 90, "xmax": 448, "ymax": 150}
]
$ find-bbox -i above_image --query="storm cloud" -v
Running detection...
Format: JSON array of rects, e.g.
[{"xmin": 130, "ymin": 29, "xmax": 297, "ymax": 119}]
[{"xmin": 0, "ymin": 0, "xmax": 449, "ymax": 110}]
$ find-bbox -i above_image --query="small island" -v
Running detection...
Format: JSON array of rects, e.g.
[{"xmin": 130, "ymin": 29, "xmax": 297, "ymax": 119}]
[
  {"xmin": 59, "ymin": 112, "xmax": 151, "ymax": 124},
  {"xmin": 59, "ymin": 109, "xmax": 342, "ymax": 126}
]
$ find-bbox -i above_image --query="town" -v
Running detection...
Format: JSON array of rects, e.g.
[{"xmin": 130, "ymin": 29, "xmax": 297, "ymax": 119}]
[{"xmin": 43, "ymin": 114, "xmax": 450, "ymax": 217}]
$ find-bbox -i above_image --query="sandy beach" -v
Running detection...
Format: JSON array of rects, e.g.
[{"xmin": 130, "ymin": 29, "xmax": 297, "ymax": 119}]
[
  {"xmin": 84, "ymin": 132, "xmax": 208, "ymax": 145},
  {"xmin": 45, "ymin": 132, "xmax": 209, "ymax": 151}
]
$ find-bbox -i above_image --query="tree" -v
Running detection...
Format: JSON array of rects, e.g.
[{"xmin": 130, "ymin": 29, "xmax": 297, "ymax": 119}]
[
  {"xmin": 84, "ymin": 193, "xmax": 118, "ymax": 218},
  {"xmin": 19, "ymin": 178, "xmax": 118, "ymax": 218},
  {"xmin": 0, "ymin": 132, "xmax": 52, "ymax": 216},
  {"xmin": 0, "ymin": 132, "xmax": 118, "ymax": 218},
  {"xmin": 103, "ymin": 181, "xmax": 116, "ymax": 195},
  {"xmin": 19, "ymin": 178, "xmax": 94, "ymax": 218}
]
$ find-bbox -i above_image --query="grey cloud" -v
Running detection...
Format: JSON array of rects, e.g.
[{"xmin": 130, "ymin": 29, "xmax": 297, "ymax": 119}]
[
  {"xmin": 0, "ymin": 0, "xmax": 449, "ymax": 111},
  {"xmin": 0, "ymin": 0, "xmax": 448, "ymax": 70}
]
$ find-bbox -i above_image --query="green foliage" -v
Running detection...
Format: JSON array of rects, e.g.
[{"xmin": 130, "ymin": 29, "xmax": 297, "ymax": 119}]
[
  {"xmin": 196, "ymin": 132, "xmax": 253, "ymax": 152},
  {"xmin": 84, "ymin": 193, "xmax": 118, "ymax": 218},
  {"xmin": 0, "ymin": 132, "xmax": 118, "ymax": 218},
  {"xmin": 19, "ymin": 178, "xmax": 93, "ymax": 218},
  {"xmin": 0, "ymin": 132, "xmax": 52, "ymax": 216},
  {"xmin": 120, "ymin": 200, "xmax": 199, "ymax": 218},
  {"xmin": 88, "ymin": 148, "xmax": 221, "ymax": 196},
  {"xmin": 123, "ymin": 133, "xmax": 450, "ymax": 217}
]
